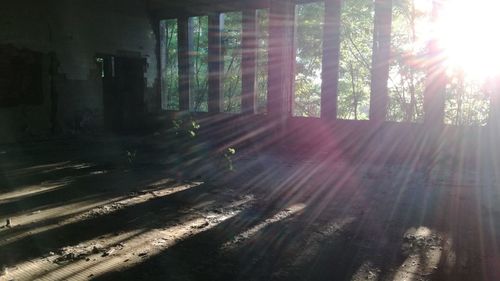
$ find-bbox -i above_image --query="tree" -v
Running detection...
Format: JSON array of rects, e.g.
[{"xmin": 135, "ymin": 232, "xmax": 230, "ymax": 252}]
[
  {"xmin": 162, "ymin": 19, "xmax": 179, "ymax": 110},
  {"xmin": 338, "ymin": 0, "xmax": 374, "ymax": 120},
  {"xmin": 387, "ymin": 0, "xmax": 427, "ymax": 122},
  {"xmin": 389, "ymin": 0, "xmax": 489, "ymax": 126},
  {"xmin": 444, "ymin": 71, "xmax": 490, "ymax": 126},
  {"xmin": 222, "ymin": 12, "xmax": 243, "ymax": 113},
  {"xmin": 190, "ymin": 16, "xmax": 209, "ymax": 112},
  {"xmin": 293, "ymin": 2, "xmax": 324, "ymax": 118}
]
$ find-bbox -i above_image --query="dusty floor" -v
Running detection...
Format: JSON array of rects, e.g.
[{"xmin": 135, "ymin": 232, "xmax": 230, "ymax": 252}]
[{"xmin": 0, "ymin": 136, "xmax": 499, "ymax": 281}]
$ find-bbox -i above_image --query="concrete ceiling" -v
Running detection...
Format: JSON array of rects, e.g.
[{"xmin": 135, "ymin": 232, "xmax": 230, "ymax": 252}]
[{"xmin": 148, "ymin": 0, "xmax": 271, "ymax": 18}]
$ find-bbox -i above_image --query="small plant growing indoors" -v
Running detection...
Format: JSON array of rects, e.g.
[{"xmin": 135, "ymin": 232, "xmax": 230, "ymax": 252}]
[
  {"xmin": 223, "ymin": 147, "xmax": 236, "ymax": 171},
  {"xmin": 172, "ymin": 116, "xmax": 200, "ymax": 139},
  {"xmin": 126, "ymin": 150, "xmax": 137, "ymax": 165}
]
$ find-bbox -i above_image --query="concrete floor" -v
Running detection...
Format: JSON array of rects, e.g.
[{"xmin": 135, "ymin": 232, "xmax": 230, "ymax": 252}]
[{"xmin": 0, "ymin": 136, "xmax": 499, "ymax": 281}]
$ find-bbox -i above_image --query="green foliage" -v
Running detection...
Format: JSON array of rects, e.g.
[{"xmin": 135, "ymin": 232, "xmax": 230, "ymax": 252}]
[
  {"xmin": 222, "ymin": 12, "xmax": 243, "ymax": 113},
  {"xmin": 161, "ymin": 0, "xmax": 489, "ymax": 126},
  {"xmin": 190, "ymin": 16, "xmax": 209, "ymax": 112},
  {"xmin": 172, "ymin": 115, "xmax": 200, "ymax": 139},
  {"xmin": 444, "ymin": 72, "xmax": 490, "ymax": 126},
  {"xmin": 126, "ymin": 149, "xmax": 137, "ymax": 165},
  {"xmin": 388, "ymin": 0, "xmax": 489, "ymax": 125},
  {"xmin": 338, "ymin": 0, "xmax": 374, "ymax": 120},
  {"xmin": 223, "ymin": 147, "xmax": 237, "ymax": 171},
  {"xmin": 162, "ymin": 19, "xmax": 179, "ymax": 110},
  {"xmin": 170, "ymin": 116, "xmax": 237, "ymax": 174},
  {"xmin": 387, "ymin": 0, "xmax": 427, "ymax": 122},
  {"xmin": 293, "ymin": 2, "xmax": 324, "ymax": 117}
]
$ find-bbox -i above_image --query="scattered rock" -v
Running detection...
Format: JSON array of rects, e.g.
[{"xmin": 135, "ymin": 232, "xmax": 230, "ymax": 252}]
[
  {"xmin": 92, "ymin": 246, "xmax": 101, "ymax": 254},
  {"xmin": 54, "ymin": 253, "xmax": 81, "ymax": 264},
  {"xmin": 82, "ymin": 203, "xmax": 126, "ymax": 219},
  {"xmin": 192, "ymin": 221, "xmax": 209, "ymax": 229},
  {"xmin": 101, "ymin": 248, "xmax": 115, "ymax": 257},
  {"xmin": 152, "ymin": 238, "xmax": 169, "ymax": 247},
  {"xmin": 52, "ymin": 242, "xmax": 107, "ymax": 264}
]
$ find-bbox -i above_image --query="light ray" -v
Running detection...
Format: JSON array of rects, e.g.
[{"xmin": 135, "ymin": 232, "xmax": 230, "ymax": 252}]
[
  {"xmin": 5, "ymin": 196, "xmax": 254, "ymax": 281},
  {"xmin": 435, "ymin": 0, "xmax": 500, "ymax": 80},
  {"xmin": 0, "ymin": 181, "xmax": 202, "ymax": 246}
]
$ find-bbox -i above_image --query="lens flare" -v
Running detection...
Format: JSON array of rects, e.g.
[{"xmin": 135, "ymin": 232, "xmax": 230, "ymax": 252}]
[{"xmin": 435, "ymin": 0, "xmax": 500, "ymax": 80}]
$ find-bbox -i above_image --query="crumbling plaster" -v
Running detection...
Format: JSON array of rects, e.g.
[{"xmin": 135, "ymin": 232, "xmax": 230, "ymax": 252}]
[{"xmin": 0, "ymin": 0, "xmax": 158, "ymax": 143}]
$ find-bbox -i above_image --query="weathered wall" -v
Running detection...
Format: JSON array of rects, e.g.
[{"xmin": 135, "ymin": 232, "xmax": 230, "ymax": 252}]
[{"xmin": 0, "ymin": 0, "xmax": 158, "ymax": 143}]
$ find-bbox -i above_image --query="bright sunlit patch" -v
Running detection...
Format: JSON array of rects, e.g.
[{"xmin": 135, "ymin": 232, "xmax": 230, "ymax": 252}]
[
  {"xmin": 392, "ymin": 226, "xmax": 450, "ymax": 280},
  {"xmin": 0, "ymin": 181, "xmax": 70, "ymax": 203},
  {"xmin": 0, "ymin": 182, "xmax": 202, "ymax": 246},
  {"xmin": 6, "ymin": 196, "xmax": 253, "ymax": 281},
  {"xmin": 436, "ymin": 0, "xmax": 500, "ymax": 80}
]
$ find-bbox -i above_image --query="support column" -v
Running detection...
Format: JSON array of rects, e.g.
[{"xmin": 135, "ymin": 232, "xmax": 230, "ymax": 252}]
[
  {"xmin": 267, "ymin": 0, "xmax": 294, "ymax": 120},
  {"xmin": 423, "ymin": 0, "xmax": 446, "ymax": 126},
  {"xmin": 488, "ymin": 77, "xmax": 500, "ymax": 129},
  {"xmin": 421, "ymin": 0, "xmax": 447, "ymax": 169},
  {"xmin": 157, "ymin": 19, "xmax": 165, "ymax": 111},
  {"xmin": 208, "ymin": 14, "xmax": 223, "ymax": 113},
  {"xmin": 321, "ymin": 0, "xmax": 342, "ymax": 121},
  {"xmin": 369, "ymin": 0, "xmax": 392, "ymax": 123},
  {"xmin": 241, "ymin": 9, "xmax": 258, "ymax": 114}
]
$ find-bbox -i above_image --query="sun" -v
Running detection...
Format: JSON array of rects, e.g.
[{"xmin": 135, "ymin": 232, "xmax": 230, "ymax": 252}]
[{"xmin": 433, "ymin": 0, "xmax": 500, "ymax": 81}]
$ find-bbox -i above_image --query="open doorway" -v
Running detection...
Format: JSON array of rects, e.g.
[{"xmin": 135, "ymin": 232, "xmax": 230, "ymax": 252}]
[{"xmin": 96, "ymin": 55, "xmax": 146, "ymax": 133}]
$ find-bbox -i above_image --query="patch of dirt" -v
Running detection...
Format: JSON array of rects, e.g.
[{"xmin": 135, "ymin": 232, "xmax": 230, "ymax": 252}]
[{"xmin": 0, "ymin": 140, "xmax": 497, "ymax": 281}]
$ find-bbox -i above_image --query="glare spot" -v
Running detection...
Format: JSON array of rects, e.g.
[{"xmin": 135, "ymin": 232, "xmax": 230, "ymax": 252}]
[{"xmin": 436, "ymin": 0, "xmax": 500, "ymax": 80}]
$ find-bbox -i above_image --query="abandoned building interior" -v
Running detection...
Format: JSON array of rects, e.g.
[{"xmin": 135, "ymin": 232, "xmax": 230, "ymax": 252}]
[{"xmin": 1, "ymin": 0, "xmax": 500, "ymax": 280}]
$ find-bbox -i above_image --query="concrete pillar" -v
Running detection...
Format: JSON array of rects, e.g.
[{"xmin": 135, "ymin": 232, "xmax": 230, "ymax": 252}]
[
  {"xmin": 321, "ymin": 0, "xmax": 342, "ymax": 121},
  {"xmin": 267, "ymin": 0, "xmax": 294, "ymax": 120},
  {"xmin": 369, "ymin": 0, "xmax": 392, "ymax": 124},
  {"xmin": 208, "ymin": 13, "xmax": 223, "ymax": 113}
]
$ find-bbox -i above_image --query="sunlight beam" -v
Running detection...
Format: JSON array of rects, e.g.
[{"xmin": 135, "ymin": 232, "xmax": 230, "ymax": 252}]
[
  {"xmin": 0, "ymin": 181, "xmax": 202, "ymax": 246},
  {"xmin": 435, "ymin": 0, "xmax": 500, "ymax": 80},
  {"xmin": 5, "ymin": 196, "xmax": 254, "ymax": 281}
]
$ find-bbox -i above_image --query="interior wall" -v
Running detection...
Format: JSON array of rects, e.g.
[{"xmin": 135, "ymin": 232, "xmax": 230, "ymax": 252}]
[{"xmin": 0, "ymin": 0, "xmax": 158, "ymax": 143}]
